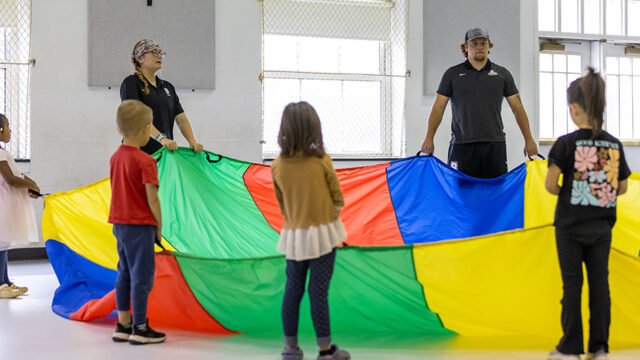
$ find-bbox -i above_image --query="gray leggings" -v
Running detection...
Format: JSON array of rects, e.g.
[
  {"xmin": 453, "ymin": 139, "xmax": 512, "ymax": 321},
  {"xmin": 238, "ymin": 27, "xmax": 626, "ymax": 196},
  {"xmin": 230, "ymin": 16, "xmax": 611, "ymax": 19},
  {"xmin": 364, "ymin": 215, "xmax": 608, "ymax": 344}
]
[{"xmin": 282, "ymin": 248, "xmax": 336, "ymax": 348}]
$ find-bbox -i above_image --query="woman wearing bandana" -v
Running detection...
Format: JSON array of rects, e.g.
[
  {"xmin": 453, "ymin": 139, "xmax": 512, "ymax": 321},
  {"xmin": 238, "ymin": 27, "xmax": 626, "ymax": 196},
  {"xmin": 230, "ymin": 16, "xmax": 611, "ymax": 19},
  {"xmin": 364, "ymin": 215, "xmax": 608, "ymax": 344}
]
[{"xmin": 120, "ymin": 39, "xmax": 204, "ymax": 155}]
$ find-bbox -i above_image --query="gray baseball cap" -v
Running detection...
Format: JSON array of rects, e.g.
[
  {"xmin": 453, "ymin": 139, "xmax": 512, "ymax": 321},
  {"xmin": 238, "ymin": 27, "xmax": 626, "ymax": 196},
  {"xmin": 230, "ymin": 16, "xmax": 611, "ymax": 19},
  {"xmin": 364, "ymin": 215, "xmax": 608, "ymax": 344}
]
[{"xmin": 465, "ymin": 28, "xmax": 490, "ymax": 41}]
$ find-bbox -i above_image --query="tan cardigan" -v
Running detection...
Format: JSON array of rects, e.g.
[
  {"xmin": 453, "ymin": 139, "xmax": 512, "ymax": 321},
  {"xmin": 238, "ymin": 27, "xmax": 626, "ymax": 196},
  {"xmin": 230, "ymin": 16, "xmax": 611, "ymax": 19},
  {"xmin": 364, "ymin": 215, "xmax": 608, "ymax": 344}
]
[{"xmin": 271, "ymin": 153, "xmax": 344, "ymax": 229}]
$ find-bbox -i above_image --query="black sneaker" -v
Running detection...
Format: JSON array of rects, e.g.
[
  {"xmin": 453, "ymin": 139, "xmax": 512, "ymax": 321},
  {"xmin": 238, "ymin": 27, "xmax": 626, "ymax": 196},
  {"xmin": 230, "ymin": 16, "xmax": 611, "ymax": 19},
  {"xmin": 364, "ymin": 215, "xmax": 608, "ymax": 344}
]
[
  {"xmin": 318, "ymin": 345, "xmax": 350, "ymax": 360},
  {"xmin": 112, "ymin": 322, "xmax": 132, "ymax": 342},
  {"xmin": 129, "ymin": 322, "xmax": 166, "ymax": 345}
]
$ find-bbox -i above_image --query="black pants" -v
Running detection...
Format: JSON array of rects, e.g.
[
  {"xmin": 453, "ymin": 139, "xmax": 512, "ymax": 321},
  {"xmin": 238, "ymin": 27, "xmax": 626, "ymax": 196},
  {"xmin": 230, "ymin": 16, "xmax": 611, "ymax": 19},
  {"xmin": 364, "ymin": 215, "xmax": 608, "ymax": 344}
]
[
  {"xmin": 282, "ymin": 248, "xmax": 336, "ymax": 348},
  {"xmin": 555, "ymin": 230, "xmax": 611, "ymax": 355},
  {"xmin": 140, "ymin": 137, "xmax": 163, "ymax": 155},
  {"xmin": 447, "ymin": 141, "xmax": 508, "ymax": 179},
  {"xmin": 0, "ymin": 250, "xmax": 10, "ymax": 285}
]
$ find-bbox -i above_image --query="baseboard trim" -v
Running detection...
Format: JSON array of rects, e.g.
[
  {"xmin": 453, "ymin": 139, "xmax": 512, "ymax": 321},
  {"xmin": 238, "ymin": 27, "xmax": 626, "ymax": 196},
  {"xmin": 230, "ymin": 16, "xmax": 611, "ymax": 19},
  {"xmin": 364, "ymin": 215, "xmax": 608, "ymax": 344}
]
[{"xmin": 8, "ymin": 247, "xmax": 48, "ymax": 261}]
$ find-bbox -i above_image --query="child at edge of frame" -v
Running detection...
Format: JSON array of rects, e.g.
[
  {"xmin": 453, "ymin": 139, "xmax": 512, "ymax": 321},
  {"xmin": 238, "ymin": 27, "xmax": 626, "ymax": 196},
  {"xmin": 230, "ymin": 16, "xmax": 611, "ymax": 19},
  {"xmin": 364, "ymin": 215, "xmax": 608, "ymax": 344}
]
[{"xmin": 0, "ymin": 113, "xmax": 40, "ymax": 299}]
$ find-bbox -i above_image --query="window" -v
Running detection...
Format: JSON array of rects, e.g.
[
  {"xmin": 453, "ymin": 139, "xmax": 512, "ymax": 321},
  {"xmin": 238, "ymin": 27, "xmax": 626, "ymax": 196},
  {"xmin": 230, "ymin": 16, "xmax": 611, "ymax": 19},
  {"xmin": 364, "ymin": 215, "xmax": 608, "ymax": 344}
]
[
  {"xmin": 537, "ymin": 0, "xmax": 640, "ymax": 142},
  {"xmin": 538, "ymin": 0, "xmax": 640, "ymax": 36},
  {"xmin": 628, "ymin": 0, "xmax": 640, "ymax": 36},
  {"xmin": 561, "ymin": 0, "xmax": 579, "ymax": 33},
  {"xmin": 0, "ymin": 0, "xmax": 32, "ymax": 160},
  {"xmin": 538, "ymin": 0, "xmax": 557, "ymax": 32},
  {"xmin": 1, "ymin": 28, "xmax": 6, "ymax": 113},
  {"xmin": 539, "ymin": 52, "xmax": 584, "ymax": 139},
  {"xmin": 261, "ymin": 0, "xmax": 409, "ymax": 159},
  {"xmin": 584, "ymin": 0, "xmax": 602, "ymax": 34},
  {"xmin": 604, "ymin": 56, "xmax": 640, "ymax": 139},
  {"xmin": 1, "ymin": 28, "xmax": 7, "ymax": 114},
  {"xmin": 606, "ymin": 0, "xmax": 623, "ymax": 36}
]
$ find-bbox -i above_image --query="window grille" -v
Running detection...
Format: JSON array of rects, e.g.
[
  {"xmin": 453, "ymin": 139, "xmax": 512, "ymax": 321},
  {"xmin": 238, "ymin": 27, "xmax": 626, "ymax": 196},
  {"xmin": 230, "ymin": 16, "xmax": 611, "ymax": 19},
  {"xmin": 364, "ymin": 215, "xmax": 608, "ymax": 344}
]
[
  {"xmin": 539, "ymin": 52, "xmax": 583, "ymax": 139},
  {"xmin": 0, "ymin": 0, "xmax": 32, "ymax": 160},
  {"xmin": 537, "ymin": 0, "xmax": 640, "ymax": 141},
  {"xmin": 604, "ymin": 56, "xmax": 640, "ymax": 140},
  {"xmin": 261, "ymin": 0, "xmax": 409, "ymax": 158}
]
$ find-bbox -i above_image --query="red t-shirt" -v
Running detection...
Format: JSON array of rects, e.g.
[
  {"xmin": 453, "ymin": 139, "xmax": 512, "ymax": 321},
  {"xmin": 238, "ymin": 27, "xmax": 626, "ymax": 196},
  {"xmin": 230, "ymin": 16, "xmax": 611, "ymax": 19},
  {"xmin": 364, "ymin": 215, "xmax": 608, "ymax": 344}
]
[{"xmin": 108, "ymin": 145, "xmax": 159, "ymax": 226}]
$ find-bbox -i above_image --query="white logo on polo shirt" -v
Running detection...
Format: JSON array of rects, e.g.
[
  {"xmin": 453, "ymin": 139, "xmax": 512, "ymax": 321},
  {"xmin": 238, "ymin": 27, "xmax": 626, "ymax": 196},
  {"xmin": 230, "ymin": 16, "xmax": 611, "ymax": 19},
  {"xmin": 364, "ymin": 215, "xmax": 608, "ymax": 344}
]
[
  {"xmin": 488, "ymin": 70, "xmax": 498, "ymax": 76},
  {"xmin": 459, "ymin": 73, "xmax": 467, "ymax": 76},
  {"xmin": 164, "ymin": 87, "xmax": 171, "ymax": 96}
]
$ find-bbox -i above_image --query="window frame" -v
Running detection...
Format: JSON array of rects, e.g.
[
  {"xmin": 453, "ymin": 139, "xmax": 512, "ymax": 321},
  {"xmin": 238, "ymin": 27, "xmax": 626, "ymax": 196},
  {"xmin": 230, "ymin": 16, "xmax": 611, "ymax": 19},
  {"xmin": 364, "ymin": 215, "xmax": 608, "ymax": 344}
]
[
  {"xmin": 0, "ymin": 27, "xmax": 6, "ymax": 114},
  {"xmin": 536, "ymin": 0, "xmax": 640, "ymax": 144},
  {"xmin": 538, "ymin": 0, "xmax": 640, "ymax": 39},
  {"xmin": 260, "ymin": 0, "xmax": 408, "ymax": 160},
  {"xmin": 538, "ymin": 44, "xmax": 590, "ymax": 141},
  {"xmin": 0, "ymin": 1, "xmax": 33, "ymax": 161},
  {"xmin": 602, "ymin": 43, "xmax": 640, "ymax": 141}
]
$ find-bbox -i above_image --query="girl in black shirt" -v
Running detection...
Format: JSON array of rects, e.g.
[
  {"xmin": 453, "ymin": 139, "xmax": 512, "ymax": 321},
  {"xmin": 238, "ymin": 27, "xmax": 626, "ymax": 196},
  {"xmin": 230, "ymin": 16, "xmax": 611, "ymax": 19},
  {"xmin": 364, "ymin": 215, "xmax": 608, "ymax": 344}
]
[
  {"xmin": 545, "ymin": 68, "xmax": 630, "ymax": 360},
  {"xmin": 120, "ymin": 39, "xmax": 204, "ymax": 155}
]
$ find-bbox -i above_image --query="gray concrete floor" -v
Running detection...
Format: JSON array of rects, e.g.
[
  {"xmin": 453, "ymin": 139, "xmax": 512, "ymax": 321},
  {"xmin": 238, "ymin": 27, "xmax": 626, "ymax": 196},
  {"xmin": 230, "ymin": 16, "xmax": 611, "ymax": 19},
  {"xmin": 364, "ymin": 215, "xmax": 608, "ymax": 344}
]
[{"xmin": 1, "ymin": 260, "xmax": 639, "ymax": 360}]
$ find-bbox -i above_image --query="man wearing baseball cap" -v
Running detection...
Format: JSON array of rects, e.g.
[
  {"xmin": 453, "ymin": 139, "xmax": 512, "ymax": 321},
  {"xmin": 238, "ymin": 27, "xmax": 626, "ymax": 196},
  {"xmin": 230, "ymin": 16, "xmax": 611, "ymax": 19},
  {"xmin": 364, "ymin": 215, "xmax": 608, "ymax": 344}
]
[{"xmin": 420, "ymin": 28, "xmax": 538, "ymax": 178}]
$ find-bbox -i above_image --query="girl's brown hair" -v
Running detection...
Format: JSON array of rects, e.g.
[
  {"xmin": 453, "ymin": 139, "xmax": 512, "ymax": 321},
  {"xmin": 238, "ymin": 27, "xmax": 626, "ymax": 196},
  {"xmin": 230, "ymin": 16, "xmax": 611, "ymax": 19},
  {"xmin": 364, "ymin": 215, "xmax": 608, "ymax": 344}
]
[
  {"xmin": 277, "ymin": 101, "xmax": 326, "ymax": 158},
  {"xmin": 131, "ymin": 43, "xmax": 151, "ymax": 95},
  {"xmin": 132, "ymin": 56, "xmax": 150, "ymax": 95},
  {"xmin": 567, "ymin": 67, "xmax": 605, "ymax": 137}
]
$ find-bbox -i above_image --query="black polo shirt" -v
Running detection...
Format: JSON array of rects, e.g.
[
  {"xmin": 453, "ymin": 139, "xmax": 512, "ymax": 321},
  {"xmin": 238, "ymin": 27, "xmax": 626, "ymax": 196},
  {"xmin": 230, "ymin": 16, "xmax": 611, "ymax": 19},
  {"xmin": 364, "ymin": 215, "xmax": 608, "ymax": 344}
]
[
  {"xmin": 120, "ymin": 74, "xmax": 184, "ymax": 153},
  {"xmin": 437, "ymin": 59, "xmax": 518, "ymax": 144}
]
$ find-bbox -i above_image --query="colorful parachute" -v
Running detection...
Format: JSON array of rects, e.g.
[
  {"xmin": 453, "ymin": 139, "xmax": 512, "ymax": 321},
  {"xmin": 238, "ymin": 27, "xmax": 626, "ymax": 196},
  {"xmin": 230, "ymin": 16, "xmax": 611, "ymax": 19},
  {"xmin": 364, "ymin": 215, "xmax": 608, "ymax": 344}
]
[{"xmin": 42, "ymin": 148, "xmax": 640, "ymax": 346}]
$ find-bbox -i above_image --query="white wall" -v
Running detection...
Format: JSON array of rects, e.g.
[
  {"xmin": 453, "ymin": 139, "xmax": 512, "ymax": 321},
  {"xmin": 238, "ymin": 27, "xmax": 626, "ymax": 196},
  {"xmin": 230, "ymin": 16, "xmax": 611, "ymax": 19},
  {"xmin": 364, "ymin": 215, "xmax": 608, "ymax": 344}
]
[
  {"xmin": 24, "ymin": 0, "xmax": 638, "ymax": 243},
  {"xmin": 28, "ymin": 0, "xmax": 264, "ymax": 236}
]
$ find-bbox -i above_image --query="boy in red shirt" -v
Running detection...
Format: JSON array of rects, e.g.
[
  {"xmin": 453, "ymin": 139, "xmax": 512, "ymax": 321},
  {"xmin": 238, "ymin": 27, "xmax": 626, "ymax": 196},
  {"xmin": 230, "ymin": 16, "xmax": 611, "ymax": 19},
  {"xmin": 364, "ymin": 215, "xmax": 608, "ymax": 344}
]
[{"xmin": 109, "ymin": 100, "xmax": 165, "ymax": 345}]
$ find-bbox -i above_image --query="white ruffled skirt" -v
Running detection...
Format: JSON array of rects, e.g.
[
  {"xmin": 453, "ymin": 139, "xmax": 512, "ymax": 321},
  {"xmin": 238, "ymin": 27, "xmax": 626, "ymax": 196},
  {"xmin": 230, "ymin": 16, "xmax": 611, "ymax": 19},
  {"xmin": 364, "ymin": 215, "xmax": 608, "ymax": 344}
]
[
  {"xmin": 277, "ymin": 219, "xmax": 347, "ymax": 261},
  {"xmin": 0, "ymin": 180, "xmax": 39, "ymax": 251}
]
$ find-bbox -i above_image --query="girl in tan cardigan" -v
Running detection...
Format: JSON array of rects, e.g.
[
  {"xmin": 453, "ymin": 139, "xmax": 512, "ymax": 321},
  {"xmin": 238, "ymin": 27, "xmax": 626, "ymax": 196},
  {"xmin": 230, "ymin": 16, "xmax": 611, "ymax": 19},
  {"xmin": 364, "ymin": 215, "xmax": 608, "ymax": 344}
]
[{"xmin": 272, "ymin": 102, "xmax": 350, "ymax": 360}]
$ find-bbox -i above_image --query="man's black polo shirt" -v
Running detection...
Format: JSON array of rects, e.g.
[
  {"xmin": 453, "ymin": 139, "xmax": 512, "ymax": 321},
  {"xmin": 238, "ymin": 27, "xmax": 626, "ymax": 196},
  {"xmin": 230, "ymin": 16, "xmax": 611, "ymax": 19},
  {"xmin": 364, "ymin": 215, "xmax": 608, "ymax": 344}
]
[
  {"xmin": 437, "ymin": 59, "xmax": 518, "ymax": 144},
  {"xmin": 120, "ymin": 74, "xmax": 184, "ymax": 154}
]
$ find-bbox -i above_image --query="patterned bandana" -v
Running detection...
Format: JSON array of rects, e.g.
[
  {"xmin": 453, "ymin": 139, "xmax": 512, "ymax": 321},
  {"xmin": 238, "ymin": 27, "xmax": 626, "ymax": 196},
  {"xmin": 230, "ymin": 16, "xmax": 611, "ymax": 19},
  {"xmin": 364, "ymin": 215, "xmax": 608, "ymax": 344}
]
[{"xmin": 133, "ymin": 39, "xmax": 160, "ymax": 60}]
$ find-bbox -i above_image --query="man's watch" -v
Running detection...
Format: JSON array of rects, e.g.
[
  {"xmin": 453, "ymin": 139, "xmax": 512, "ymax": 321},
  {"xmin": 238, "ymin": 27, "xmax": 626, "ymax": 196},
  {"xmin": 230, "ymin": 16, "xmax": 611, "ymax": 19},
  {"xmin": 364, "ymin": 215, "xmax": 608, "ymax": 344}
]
[{"xmin": 154, "ymin": 133, "xmax": 167, "ymax": 142}]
